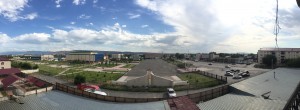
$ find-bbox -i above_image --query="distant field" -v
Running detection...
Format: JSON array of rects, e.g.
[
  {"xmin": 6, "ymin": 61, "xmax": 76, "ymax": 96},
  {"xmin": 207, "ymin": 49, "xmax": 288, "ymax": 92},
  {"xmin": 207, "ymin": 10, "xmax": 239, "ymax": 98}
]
[{"xmin": 38, "ymin": 65, "xmax": 66, "ymax": 76}]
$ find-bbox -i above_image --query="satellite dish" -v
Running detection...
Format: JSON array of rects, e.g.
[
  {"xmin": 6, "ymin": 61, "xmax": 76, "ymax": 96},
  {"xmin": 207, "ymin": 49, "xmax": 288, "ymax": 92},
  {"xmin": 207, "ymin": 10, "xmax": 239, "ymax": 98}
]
[{"xmin": 297, "ymin": 0, "xmax": 300, "ymax": 8}]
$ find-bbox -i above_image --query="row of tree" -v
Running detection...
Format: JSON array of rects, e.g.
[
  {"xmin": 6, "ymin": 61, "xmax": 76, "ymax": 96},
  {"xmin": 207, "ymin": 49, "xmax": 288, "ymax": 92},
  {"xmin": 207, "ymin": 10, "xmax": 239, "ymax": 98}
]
[{"xmin": 12, "ymin": 61, "xmax": 39, "ymax": 70}]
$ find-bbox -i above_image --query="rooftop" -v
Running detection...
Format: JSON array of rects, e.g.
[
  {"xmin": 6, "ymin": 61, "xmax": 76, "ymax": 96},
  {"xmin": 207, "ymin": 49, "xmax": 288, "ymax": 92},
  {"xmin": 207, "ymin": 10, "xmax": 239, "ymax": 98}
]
[
  {"xmin": 0, "ymin": 68, "xmax": 21, "ymax": 75},
  {"xmin": 0, "ymin": 90, "xmax": 167, "ymax": 110},
  {"xmin": 126, "ymin": 59, "xmax": 178, "ymax": 77},
  {"xmin": 198, "ymin": 68, "xmax": 300, "ymax": 110},
  {"xmin": 0, "ymin": 57, "xmax": 9, "ymax": 61},
  {"xmin": 259, "ymin": 48, "xmax": 300, "ymax": 51}
]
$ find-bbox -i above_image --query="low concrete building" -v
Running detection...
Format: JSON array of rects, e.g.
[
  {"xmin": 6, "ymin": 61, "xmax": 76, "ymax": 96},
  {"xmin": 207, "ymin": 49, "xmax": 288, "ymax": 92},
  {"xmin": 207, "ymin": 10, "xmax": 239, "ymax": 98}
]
[
  {"xmin": 144, "ymin": 53, "xmax": 163, "ymax": 59},
  {"xmin": 112, "ymin": 59, "xmax": 188, "ymax": 87},
  {"xmin": 41, "ymin": 55, "xmax": 55, "ymax": 61},
  {"xmin": 0, "ymin": 58, "xmax": 11, "ymax": 69},
  {"xmin": 66, "ymin": 51, "xmax": 104, "ymax": 62},
  {"xmin": 111, "ymin": 54, "xmax": 124, "ymax": 60},
  {"xmin": 258, "ymin": 48, "xmax": 300, "ymax": 65}
]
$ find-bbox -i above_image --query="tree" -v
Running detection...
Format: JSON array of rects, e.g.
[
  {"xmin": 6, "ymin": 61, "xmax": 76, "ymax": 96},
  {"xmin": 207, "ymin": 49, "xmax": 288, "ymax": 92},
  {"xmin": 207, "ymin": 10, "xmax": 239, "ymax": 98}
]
[
  {"xmin": 33, "ymin": 64, "xmax": 39, "ymax": 69},
  {"xmin": 285, "ymin": 58, "xmax": 300, "ymax": 67},
  {"xmin": 262, "ymin": 55, "xmax": 277, "ymax": 67},
  {"xmin": 74, "ymin": 74, "xmax": 86, "ymax": 85}
]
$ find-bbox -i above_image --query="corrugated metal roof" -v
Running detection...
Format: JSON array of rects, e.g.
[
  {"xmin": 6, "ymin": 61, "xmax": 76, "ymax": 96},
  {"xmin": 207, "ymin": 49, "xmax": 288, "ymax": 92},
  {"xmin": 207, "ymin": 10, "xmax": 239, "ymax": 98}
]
[
  {"xmin": 0, "ymin": 68, "xmax": 21, "ymax": 75},
  {"xmin": 0, "ymin": 91, "xmax": 166, "ymax": 110},
  {"xmin": 198, "ymin": 68, "xmax": 300, "ymax": 110}
]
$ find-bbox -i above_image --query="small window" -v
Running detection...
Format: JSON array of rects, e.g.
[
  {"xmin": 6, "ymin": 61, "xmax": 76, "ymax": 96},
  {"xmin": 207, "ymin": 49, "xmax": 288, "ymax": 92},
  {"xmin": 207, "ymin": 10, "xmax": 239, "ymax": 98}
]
[
  {"xmin": 1, "ymin": 62, "xmax": 4, "ymax": 65},
  {"xmin": 1, "ymin": 67, "xmax": 4, "ymax": 69}
]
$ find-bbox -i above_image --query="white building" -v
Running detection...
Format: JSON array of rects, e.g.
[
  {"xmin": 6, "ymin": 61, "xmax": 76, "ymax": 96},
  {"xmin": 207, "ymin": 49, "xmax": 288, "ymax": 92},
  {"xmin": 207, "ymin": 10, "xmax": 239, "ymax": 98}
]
[
  {"xmin": 41, "ymin": 55, "xmax": 55, "ymax": 61},
  {"xmin": 66, "ymin": 51, "xmax": 104, "ymax": 62},
  {"xmin": 257, "ymin": 48, "xmax": 300, "ymax": 65},
  {"xmin": 111, "ymin": 54, "xmax": 124, "ymax": 60},
  {"xmin": 0, "ymin": 58, "xmax": 11, "ymax": 69}
]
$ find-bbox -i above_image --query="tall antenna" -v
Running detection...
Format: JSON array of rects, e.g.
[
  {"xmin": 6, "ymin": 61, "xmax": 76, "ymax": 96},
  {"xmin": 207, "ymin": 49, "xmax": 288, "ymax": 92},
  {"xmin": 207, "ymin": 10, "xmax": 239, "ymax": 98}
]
[{"xmin": 273, "ymin": 0, "xmax": 280, "ymax": 78}]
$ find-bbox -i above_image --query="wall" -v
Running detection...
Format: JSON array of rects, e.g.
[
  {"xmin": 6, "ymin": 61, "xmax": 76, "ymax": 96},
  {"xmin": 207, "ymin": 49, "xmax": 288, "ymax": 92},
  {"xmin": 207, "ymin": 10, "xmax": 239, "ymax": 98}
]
[
  {"xmin": 55, "ymin": 83, "xmax": 229, "ymax": 103},
  {"xmin": 21, "ymin": 69, "xmax": 39, "ymax": 74},
  {"xmin": 0, "ymin": 61, "xmax": 11, "ymax": 69}
]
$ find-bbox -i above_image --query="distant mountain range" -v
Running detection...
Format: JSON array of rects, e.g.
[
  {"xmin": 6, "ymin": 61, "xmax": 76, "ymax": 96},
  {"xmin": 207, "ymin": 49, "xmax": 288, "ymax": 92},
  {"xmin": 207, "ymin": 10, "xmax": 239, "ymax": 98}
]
[{"xmin": 0, "ymin": 50, "xmax": 153, "ymax": 55}]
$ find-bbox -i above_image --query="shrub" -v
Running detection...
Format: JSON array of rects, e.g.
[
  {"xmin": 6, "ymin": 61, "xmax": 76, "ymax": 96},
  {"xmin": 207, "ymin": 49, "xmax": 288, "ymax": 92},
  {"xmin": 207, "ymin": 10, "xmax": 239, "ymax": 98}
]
[{"xmin": 74, "ymin": 74, "xmax": 86, "ymax": 85}]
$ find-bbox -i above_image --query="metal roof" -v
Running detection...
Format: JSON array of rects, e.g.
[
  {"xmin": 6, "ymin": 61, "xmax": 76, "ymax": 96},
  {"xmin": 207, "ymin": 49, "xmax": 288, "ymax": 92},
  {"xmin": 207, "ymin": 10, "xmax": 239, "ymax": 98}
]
[
  {"xmin": 0, "ymin": 68, "xmax": 21, "ymax": 75},
  {"xmin": 198, "ymin": 68, "xmax": 300, "ymax": 110},
  {"xmin": 0, "ymin": 91, "xmax": 166, "ymax": 110},
  {"xmin": 0, "ymin": 57, "xmax": 9, "ymax": 61}
]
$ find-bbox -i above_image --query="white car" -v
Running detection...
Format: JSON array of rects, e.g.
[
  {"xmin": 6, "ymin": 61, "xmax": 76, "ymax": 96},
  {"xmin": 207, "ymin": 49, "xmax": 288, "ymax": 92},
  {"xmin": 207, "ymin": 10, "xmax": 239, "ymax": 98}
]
[
  {"xmin": 167, "ymin": 88, "xmax": 176, "ymax": 97},
  {"xmin": 84, "ymin": 88, "xmax": 107, "ymax": 96}
]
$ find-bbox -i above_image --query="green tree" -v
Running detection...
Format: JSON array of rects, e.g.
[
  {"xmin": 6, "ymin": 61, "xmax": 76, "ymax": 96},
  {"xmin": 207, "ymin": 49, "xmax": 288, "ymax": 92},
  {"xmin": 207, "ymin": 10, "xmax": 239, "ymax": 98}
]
[
  {"xmin": 286, "ymin": 58, "xmax": 300, "ymax": 67},
  {"xmin": 74, "ymin": 74, "xmax": 86, "ymax": 85},
  {"xmin": 262, "ymin": 55, "xmax": 277, "ymax": 67},
  {"xmin": 33, "ymin": 64, "xmax": 39, "ymax": 69}
]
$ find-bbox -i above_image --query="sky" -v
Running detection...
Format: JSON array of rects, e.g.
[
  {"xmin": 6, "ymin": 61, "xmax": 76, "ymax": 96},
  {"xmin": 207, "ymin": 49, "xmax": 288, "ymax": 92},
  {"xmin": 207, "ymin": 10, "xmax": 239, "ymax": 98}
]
[{"xmin": 0, "ymin": 0, "xmax": 299, "ymax": 53}]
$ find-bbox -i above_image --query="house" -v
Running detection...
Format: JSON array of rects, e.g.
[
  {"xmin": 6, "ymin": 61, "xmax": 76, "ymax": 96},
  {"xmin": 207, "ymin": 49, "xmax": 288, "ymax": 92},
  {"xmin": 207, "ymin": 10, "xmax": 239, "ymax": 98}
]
[
  {"xmin": 0, "ymin": 57, "xmax": 11, "ymax": 69},
  {"xmin": 41, "ymin": 55, "xmax": 55, "ymax": 61},
  {"xmin": 258, "ymin": 48, "xmax": 300, "ymax": 65}
]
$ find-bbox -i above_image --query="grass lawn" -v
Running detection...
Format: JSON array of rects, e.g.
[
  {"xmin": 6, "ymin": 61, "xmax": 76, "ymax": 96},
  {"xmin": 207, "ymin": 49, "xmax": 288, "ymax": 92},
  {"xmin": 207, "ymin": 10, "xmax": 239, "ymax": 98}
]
[
  {"xmin": 121, "ymin": 64, "xmax": 135, "ymax": 68},
  {"xmin": 177, "ymin": 73, "xmax": 220, "ymax": 90},
  {"xmin": 38, "ymin": 65, "xmax": 66, "ymax": 76},
  {"xmin": 59, "ymin": 71, "xmax": 123, "ymax": 84},
  {"xmin": 95, "ymin": 64, "xmax": 119, "ymax": 68}
]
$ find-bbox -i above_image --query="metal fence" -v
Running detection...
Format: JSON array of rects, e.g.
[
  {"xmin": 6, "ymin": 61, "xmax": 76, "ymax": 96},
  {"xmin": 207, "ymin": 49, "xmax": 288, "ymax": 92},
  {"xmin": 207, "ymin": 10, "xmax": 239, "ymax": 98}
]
[
  {"xmin": 283, "ymin": 82, "xmax": 300, "ymax": 110},
  {"xmin": 192, "ymin": 70, "xmax": 227, "ymax": 83},
  {"xmin": 55, "ymin": 82, "xmax": 229, "ymax": 103}
]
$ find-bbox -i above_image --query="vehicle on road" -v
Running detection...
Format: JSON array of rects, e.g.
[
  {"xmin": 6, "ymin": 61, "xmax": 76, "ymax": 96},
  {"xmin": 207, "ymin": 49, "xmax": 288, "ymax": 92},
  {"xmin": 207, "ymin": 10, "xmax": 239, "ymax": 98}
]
[
  {"xmin": 225, "ymin": 65, "xmax": 231, "ymax": 68},
  {"xmin": 239, "ymin": 71, "xmax": 250, "ymax": 77},
  {"xmin": 84, "ymin": 88, "xmax": 107, "ymax": 96},
  {"xmin": 208, "ymin": 63, "xmax": 212, "ymax": 65},
  {"xmin": 167, "ymin": 88, "xmax": 176, "ymax": 98},
  {"xmin": 232, "ymin": 73, "xmax": 242, "ymax": 79},
  {"xmin": 225, "ymin": 71, "xmax": 234, "ymax": 76}
]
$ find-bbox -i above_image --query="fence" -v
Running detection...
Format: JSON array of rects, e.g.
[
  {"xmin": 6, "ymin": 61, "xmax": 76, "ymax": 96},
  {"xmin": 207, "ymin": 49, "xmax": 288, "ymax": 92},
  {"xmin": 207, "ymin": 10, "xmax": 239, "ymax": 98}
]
[
  {"xmin": 55, "ymin": 82, "xmax": 229, "ymax": 103},
  {"xmin": 283, "ymin": 82, "xmax": 300, "ymax": 110},
  {"xmin": 23, "ymin": 76, "xmax": 54, "ymax": 96},
  {"xmin": 192, "ymin": 70, "xmax": 227, "ymax": 83}
]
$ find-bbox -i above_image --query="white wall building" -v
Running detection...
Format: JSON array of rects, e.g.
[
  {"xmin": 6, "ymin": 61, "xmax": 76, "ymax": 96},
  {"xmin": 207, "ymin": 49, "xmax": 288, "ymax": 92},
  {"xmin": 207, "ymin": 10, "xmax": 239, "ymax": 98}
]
[
  {"xmin": 41, "ymin": 55, "xmax": 55, "ymax": 61},
  {"xmin": 111, "ymin": 54, "xmax": 124, "ymax": 60},
  {"xmin": 0, "ymin": 58, "xmax": 11, "ymax": 69},
  {"xmin": 257, "ymin": 48, "xmax": 300, "ymax": 65}
]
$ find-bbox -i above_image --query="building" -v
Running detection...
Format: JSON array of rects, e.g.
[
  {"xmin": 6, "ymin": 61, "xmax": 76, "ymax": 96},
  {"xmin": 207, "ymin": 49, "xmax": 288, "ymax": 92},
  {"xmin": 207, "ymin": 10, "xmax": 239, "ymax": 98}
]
[
  {"xmin": 209, "ymin": 52, "xmax": 219, "ymax": 60},
  {"xmin": 41, "ymin": 55, "xmax": 55, "ymax": 61},
  {"xmin": 66, "ymin": 51, "xmax": 104, "ymax": 62},
  {"xmin": 257, "ymin": 48, "xmax": 300, "ymax": 65},
  {"xmin": 144, "ymin": 53, "xmax": 163, "ymax": 59},
  {"xmin": 111, "ymin": 54, "xmax": 124, "ymax": 60},
  {"xmin": 0, "ymin": 58, "xmax": 11, "ymax": 69},
  {"xmin": 131, "ymin": 54, "xmax": 141, "ymax": 61}
]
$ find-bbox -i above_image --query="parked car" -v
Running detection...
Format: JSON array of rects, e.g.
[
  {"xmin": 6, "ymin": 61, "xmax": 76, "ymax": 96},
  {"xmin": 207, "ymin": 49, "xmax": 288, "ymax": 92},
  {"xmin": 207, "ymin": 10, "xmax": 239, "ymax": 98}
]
[
  {"xmin": 167, "ymin": 88, "xmax": 176, "ymax": 97},
  {"xmin": 225, "ymin": 71, "xmax": 234, "ymax": 76},
  {"xmin": 84, "ymin": 88, "xmax": 107, "ymax": 96},
  {"xmin": 232, "ymin": 73, "xmax": 242, "ymax": 79},
  {"xmin": 208, "ymin": 63, "xmax": 212, "ymax": 65},
  {"xmin": 239, "ymin": 71, "xmax": 250, "ymax": 77}
]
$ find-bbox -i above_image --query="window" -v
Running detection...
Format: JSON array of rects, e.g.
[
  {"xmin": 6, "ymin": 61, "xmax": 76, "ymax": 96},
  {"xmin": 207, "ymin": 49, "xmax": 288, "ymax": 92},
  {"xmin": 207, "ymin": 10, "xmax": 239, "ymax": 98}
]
[
  {"xmin": 1, "ymin": 62, "xmax": 4, "ymax": 65},
  {"xmin": 1, "ymin": 67, "xmax": 4, "ymax": 69}
]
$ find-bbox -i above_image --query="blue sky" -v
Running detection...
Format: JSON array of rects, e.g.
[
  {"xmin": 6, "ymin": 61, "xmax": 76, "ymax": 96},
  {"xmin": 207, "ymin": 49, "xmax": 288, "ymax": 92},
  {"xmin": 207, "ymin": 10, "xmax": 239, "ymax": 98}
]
[{"xmin": 0, "ymin": 0, "xmax": 300, "ymax": 53}]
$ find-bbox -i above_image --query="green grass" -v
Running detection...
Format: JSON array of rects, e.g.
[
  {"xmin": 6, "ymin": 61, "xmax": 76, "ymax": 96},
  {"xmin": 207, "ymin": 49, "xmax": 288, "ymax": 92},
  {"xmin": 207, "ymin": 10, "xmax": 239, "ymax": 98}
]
[
  {"xmin": 121, "ymin": 64, "xmax": 135, "ymax": 68},
  {"xmin": 59, "ymin": 71, "xmax": 123, "ymax": 84},
  {"xmin": 63, "ymin": 69, "xmax": 81, "ymax": 74},
  {"xmin": 177, "ymin": 73, "xmax": 220, "ymax": 90},
  {"xmin": 38, "ymin": 65, "xmax": 66, "ymax": 76},
  {"xmin": 95, "ymin": 64, "xmax": 119, "ymax": 67}
]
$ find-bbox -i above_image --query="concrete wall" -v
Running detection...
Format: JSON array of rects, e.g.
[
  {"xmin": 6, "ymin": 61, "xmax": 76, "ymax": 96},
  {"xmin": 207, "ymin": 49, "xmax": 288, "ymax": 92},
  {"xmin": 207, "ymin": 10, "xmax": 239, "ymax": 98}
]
[
  {"xmin": 151, "ymin": 74, "xmax": 173, "ymax": 86},
  {"xmin": 21, "ymin": 69, "xmax": 39, "ymax": 74},
  {"xmin": 0, "ymin": 61, "xmax": 11, "ymax": 69},
  {"xmin": 126, "ymin": 74, "xmax": 148, "ymax": 86},
  {"xmin": 126, "ymin": 71, "xmax": 174, "ymax": 87}
]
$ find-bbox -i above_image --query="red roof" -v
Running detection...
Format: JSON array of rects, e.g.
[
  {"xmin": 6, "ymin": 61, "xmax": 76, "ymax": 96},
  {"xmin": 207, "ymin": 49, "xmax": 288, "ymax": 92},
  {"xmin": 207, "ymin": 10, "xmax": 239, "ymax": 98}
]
[
  {"xmin": 0, "ymin": 57, "xmax": 10, "ymax": 61},
  {"xmin": 1, "ymin": 75, "xmax": 20, "ymax": 88},
  {"xmin": 0, "ymin": 68, "xmax": 21, "ymax": 75},
  {"xmin": 167, "ymin": 96, "xmax": 200, "ymax": 110}
]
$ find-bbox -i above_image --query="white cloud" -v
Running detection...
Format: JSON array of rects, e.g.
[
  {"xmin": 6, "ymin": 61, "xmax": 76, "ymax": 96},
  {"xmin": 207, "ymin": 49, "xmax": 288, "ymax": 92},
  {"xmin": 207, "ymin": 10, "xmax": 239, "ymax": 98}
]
[
  {"xmin": 73, "ymin": 0, "xmax": 86, "ymax": 5},
  {"xmin": 70, "ymin": 21, "xmax": 76, "ymax": 25},
  {"xmin": 141, "ymin": 25, "xmax": 148, "ymax": 28},
  {"xmin": 78, "ymin": 14, "xmax": 91, "ymax": 19},
  {"xmin": 135, "ymin": 0, "xmax": 300, "ymax": 53},
  {"xmin": 0, "ymin": 33, "xmax": 11, "ymax": 44},
  {"xmin": 0, "ymin": 0, "xmax": 38, "ymax": 22},
  {"xmin": 93, "ymin": 0, "xmax": 98, "ymax": 4},
  {"xmin": 13, "ymin": 33, "xmax": 51, "ymax": 44},
  {"xmin": 128, "ymin": 13, "xmax": 141, "ymax": 19},
  {"xmin": 55, "ymin": 0, "xmax": 62, "ymax": 8},
  {"xmin": 122, "ymin": 25, "xmax": 126, "ymax": 28}
]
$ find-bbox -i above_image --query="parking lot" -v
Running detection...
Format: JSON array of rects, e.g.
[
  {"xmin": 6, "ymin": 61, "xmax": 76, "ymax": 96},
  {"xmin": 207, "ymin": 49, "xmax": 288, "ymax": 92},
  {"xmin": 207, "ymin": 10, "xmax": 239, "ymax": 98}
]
[{"xmin": 184, "ymin": 60, "xmax": 271, "ymax": 84}]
